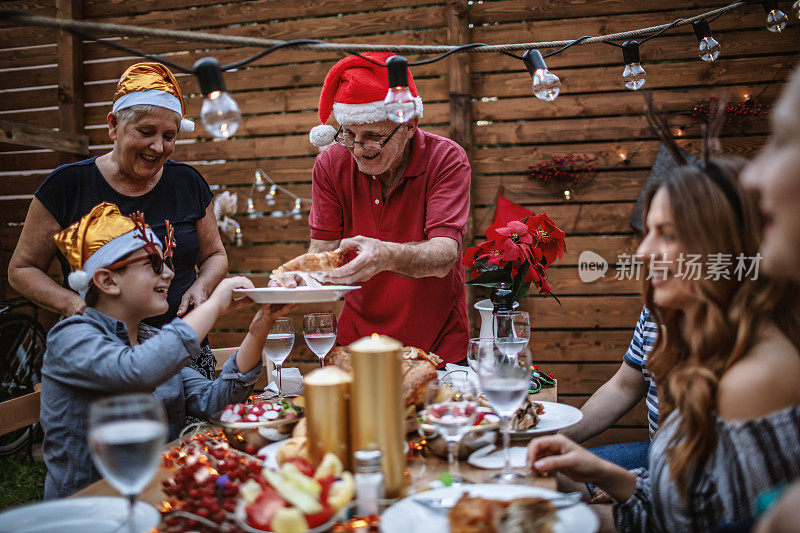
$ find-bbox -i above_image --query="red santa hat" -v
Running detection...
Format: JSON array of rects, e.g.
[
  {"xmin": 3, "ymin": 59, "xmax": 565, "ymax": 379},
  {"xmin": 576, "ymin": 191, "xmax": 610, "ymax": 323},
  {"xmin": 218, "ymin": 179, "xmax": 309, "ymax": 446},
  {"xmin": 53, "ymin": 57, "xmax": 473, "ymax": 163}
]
[{"xmin": 309, "ymin": 52, "xmax": 423, "ymax": 148}]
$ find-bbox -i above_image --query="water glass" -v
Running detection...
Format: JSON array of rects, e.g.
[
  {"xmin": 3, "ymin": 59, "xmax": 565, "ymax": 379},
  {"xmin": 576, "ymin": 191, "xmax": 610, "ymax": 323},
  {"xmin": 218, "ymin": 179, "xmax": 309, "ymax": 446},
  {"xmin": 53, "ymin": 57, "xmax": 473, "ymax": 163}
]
[
  {"xmin": 424, "ymin": 375, "xmax": 479, "ymax": 486},
  {"xmin": 263, "ymin": 316, "xmax": 295, "ymax": 401},
  {"xmin": 88, "ymin": 394, "xmax": 167, "ymax": 533},
  {"xmin": 303, "ymin": 313, "xmax": 337, "ymax": 368},
  {"xmin": 476, "ymin": 343, "xmax": 532, "ymax": 483},
  {"xmin": 493, "ymin": 311, "xmax": 530, "ymax": 356}
]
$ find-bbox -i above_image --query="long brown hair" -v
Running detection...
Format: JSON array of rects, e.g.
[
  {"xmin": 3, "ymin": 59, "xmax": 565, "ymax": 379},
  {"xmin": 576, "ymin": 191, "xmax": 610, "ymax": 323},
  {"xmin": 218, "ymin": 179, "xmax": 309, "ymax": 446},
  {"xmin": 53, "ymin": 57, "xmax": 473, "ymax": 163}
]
[{"xmin": 642, "ymin": 157, "xmax": 800, "ymax": 496}]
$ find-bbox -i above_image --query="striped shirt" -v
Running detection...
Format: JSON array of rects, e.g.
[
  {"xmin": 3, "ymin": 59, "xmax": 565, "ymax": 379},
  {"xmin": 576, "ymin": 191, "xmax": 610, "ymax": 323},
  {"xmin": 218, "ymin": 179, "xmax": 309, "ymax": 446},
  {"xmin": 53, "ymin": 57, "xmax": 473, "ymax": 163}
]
[
  {"xmin": 623, "ymin": 306, "xmax": 659, "ymax": 436},
  {"xmin": 615, "ymin": 405, "xmax": 800, "ymax": 532}
]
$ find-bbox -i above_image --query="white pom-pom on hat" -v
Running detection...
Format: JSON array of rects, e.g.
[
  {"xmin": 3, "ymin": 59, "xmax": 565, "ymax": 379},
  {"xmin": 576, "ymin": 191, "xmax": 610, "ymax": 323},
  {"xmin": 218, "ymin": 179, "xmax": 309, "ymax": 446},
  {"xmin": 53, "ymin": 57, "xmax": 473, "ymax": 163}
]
[
  {"xmin": 180, "ymin": 118, "xmax": 195, "ymax": 133},
  {"xmin": 309, "ymin": 124, "xmax": 337, "ymax": 148},
  {"xmin": 68, "ymin": 270, "xmax": 91, "ymax": 292}
]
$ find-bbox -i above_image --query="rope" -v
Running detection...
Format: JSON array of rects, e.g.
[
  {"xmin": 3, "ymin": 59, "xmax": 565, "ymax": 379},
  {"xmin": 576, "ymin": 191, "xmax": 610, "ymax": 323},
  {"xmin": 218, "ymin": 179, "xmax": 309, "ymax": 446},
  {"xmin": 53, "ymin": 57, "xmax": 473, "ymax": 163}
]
[{"xmin": 0, "ymin": 1, "xmax": 746, "ymax": 58}]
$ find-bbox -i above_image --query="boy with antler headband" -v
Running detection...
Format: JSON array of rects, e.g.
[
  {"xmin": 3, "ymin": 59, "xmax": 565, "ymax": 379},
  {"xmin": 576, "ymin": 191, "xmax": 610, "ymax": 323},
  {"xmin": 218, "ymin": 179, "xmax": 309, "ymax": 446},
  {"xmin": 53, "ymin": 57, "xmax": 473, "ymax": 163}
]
[{"xmin": 40, "ymin": 202, "xmax": 293, "ymax": 498}]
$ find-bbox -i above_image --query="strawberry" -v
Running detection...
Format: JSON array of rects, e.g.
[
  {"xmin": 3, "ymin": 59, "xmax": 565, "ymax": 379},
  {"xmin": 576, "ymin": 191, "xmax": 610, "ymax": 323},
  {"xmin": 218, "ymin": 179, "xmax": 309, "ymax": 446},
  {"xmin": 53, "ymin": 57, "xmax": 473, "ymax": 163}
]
[
  {"xmin": 286, "ymin": 457, "xmax": 315, "ymax": 478},
  {"xmin": 246, "ymin": 486, "xmax": 288, "ymax": 531}
]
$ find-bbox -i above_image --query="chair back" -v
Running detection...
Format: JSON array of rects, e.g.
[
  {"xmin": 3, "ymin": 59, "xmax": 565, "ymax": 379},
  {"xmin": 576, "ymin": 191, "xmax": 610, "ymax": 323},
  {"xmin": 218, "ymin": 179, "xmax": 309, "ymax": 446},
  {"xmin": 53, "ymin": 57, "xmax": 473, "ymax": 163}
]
[
  {"xmin": 211, "ymin": 347, "xmax": 274, "ymax": 391},
  {"xmin": 0, "ymin": 390, "xmax": 40, "ymax": 436}
]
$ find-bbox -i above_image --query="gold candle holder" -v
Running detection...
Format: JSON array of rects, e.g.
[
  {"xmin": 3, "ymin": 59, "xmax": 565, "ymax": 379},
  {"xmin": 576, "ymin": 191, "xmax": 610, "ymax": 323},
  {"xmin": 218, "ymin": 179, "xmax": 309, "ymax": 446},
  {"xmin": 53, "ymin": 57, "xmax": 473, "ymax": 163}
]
[
  {"xmin": 305, "ymin": 367, "xmax": 353, "ymax": 470},
  {"xmin": 348, "ymin": 334, "xmax": 406, "ymax": 498}
]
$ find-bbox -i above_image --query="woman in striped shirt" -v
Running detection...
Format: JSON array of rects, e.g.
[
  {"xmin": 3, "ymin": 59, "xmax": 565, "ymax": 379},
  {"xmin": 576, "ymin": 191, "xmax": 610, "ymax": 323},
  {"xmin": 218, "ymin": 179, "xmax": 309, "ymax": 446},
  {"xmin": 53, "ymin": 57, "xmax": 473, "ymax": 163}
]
[{"xmin": 527, "ymin": 102, "xmax": 800, "ymax": 532}]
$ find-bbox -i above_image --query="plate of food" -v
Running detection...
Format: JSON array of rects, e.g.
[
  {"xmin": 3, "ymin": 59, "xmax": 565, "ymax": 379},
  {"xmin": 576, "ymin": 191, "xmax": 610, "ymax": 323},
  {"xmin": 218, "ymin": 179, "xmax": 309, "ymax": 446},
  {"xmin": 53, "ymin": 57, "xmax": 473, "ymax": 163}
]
[
  {"xmin": 508, "ymin": 400, "xmax": 583, "ymax": 439},
  {"xmin": 380, "ymin": 484, "xmax": 598, "ymax": 533}
]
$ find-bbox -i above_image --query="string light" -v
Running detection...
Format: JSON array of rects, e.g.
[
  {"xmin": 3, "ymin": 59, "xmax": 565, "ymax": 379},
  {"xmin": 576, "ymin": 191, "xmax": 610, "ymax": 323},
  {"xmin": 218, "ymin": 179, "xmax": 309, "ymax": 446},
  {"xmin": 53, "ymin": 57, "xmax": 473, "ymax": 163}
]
[
  {"xmin": 290, "ymin": 198, "xmax": 303, "ymax": 220},
  {"xmin": 762, "ymin": 0, "xmax": 788, "ymax": 33},
  {"xmin": 563, "ymin": 190, "xmax": 571, "ymax": 201},
  {"xmin": 194, "ymin": 57, "xmax": 242, "ymax": 139},
  {"xmin": 692, "ymin": 19, "xmax": 721, "ymax": 62},
  {"xmin": 265, "ymin": 184, "xmax": 277, "ymax": 206},
  {"xmin": 246, "ymin": 197, "xmax": 256, "ymax": 219},
  {"xmin": 794, "ymin": 0, "xmax": 800, "ymax": 20},
  {"xmin": 522, "ymin": 49, "xmax": 561, "ymax": 102},
  {"xmin": 253, "ymin": 170, "xmax": 266, "ymax": 192},
  {"xmin": 383, "ymin": 55, "xmax": 416, "ymax": 123},
  {"xmin": 621, "ymin": 41, "xmax": 646, "ymax": 91}
]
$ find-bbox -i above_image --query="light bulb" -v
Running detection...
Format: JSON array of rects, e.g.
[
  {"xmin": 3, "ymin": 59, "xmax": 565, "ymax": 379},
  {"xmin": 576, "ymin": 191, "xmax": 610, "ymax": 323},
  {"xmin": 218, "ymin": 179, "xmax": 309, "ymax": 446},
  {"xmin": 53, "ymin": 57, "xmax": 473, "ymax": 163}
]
[
  {"xmin": 270, "ymin": 211, "xmax": 284, "ymax": 217},
  {"xmin": 383, "ymin": 55, "xmax": 417, "ymax": 123},
  {"xmin": 246, "ymin": 197, "xmax": 256, "ymax": 219},
  {"xmin": 235, "ymin": 227, "xmax": 243, "ymax": 247},
  {"xmin": 200, "ymin": 91, "xmax": 241, "ymax": 139},
  {"xmin": 794, "ymin": 0, "xmax": 800, "ymax": 19},
  {"xmin": 563, "ymin": 189, "xmax": 571, "ymax": 201},
  {"xmin": 290, "ymin": 198, "xmax": 302, "ymax": 220},
  {"xmin": 693, "ymin": 19, "xmax": 721, "ymax": 62},
  {"xmin": 194, "ymin": 57, "xmax": 242, "ymax": 139},
  {"xmin": 621, "ymin": 41, "xmax": 646, "ymax": 91},
  {"xmin": 265, "ymin": 184, "xmax": 277, "ymax": 206},
  {"xmin": 698, "ymin": 37, "xmax": 721, "ymax": 62},
  {"xmin": 523, "ymin": 50, "xmax": 560, "ymax": 102},
  {"xmin": 762, "ymin": 1, "xmax": 788, "ymax": 32},
  {"xmin": 254, "ymin": 170, "xmax": 266, "ymax": 192}
]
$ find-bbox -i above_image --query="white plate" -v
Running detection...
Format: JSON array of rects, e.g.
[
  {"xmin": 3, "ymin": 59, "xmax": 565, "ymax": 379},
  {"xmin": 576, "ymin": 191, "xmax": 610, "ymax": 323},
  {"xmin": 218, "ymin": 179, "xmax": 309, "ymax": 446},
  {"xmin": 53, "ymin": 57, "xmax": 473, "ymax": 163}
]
[
  {"xmin": 467, "ymin": 445, "xmax": 528, "ymax": 470},
  {"xmin": 509, "ymin": 401, "xmax": 583, "ymax": 439},
  {"xmin": 380, "ymin": 484, "xmax": 598, "ymax": 533},
  {"xmin": 234, "ymin": 286, "xmax": 360, "ymax": 304},
  {"xmin": 0, "ymin": 497, "xmax": 160, "ymax": 533}
]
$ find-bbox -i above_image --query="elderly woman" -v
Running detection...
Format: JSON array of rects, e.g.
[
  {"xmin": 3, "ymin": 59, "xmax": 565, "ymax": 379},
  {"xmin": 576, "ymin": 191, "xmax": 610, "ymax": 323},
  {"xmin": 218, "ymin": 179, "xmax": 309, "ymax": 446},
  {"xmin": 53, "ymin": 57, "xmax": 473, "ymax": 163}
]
[{"xmin": 8, "ymin": 63, "xmax": 227, "ymax": 380}]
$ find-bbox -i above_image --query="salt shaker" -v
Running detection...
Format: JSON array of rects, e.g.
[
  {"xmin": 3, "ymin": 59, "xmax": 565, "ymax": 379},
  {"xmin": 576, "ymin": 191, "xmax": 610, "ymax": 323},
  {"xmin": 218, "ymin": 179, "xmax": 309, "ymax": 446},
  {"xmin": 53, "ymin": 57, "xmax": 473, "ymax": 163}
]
[{"xmin": 354, "ymin": 449, "xmax": 385, "ymax": 516}]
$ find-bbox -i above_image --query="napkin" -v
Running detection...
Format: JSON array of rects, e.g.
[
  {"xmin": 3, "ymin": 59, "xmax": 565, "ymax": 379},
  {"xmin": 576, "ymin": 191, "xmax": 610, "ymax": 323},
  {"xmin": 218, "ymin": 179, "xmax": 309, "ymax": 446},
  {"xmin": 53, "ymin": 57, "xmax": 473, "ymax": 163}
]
[
  {"xmin": 440, "ymin": 364, "xmax": 480, "ymax": 388},
  {"xmin": 263, "ymin": 367, "xmax": 304, "ymax": 396}
]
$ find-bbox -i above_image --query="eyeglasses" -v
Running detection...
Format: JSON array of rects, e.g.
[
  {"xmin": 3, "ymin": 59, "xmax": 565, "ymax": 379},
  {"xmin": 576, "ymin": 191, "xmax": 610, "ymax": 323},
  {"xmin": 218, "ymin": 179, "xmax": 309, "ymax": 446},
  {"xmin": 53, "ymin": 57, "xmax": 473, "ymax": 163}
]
[
  {"xmin": 106, "ymin": 253, "xmax": 174, "ymax": 275},
  {"xmin": 334, "ymin": 124, "xmax": 403, "ymax": 151}
]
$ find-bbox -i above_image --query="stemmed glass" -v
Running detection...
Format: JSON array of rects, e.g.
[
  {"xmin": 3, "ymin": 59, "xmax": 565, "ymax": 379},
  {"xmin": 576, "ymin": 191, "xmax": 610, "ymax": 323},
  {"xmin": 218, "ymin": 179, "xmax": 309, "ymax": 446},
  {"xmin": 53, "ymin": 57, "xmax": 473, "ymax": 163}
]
[
  {"xmin": 475, "ymin": 342, "xmax": 532, "ymax": 483},
  {"xmin": 88, "ymin": 394, "xmax": 167, "ymax": 533},
  {"xmin": 303, "ymin": 313, "xmax": 337, "ymax": 368},
  {"xmin": 493, "ymin": 311, "xmax": 530, "ymax": 357},
  {"xmin": 424, "ymin": 374, "xmax": 479, "ymax": 486},
  {"xmin": 263, "ymin": 316, "xmax": 295, "ymax": 401}
]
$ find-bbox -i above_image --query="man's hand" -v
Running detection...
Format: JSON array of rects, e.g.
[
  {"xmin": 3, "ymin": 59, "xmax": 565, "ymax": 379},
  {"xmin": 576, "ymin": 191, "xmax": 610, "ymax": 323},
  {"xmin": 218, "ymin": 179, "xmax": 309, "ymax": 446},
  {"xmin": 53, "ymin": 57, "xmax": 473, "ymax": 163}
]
[
  {"xmin": 325, "ymin": 236, "xmax": 392, "ymax": 285},
  {"xmin": 267, "ymin": 272, "xmax": 306, "ymax": 288}
]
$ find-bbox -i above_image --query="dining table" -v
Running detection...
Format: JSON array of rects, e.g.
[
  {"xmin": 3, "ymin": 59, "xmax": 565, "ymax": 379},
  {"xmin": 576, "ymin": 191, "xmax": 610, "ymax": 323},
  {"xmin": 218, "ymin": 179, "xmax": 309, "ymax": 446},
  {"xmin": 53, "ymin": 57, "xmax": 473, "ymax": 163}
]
[{"xmin": 72, "ymin": 369, "xmax": 563, "ymax": 531}]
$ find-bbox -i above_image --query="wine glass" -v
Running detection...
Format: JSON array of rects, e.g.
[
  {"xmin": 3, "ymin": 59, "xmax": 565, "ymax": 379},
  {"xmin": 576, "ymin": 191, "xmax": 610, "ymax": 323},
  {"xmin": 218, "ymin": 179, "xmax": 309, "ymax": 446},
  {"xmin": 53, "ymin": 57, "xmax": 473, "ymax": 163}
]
[
  {"xmin": 424, "ymin": 375, "xmax": 479, "ymax": 486},
  {"xmin": 493, "ymin": 311, "xmax": 530, "ymax": 357},
  {"xmin": 467, "ymin": 337, "xmax": 496, "ymax": 374},
  {"xmin": 303, "ymin": 313, "xmax": 337, "ymax": 368},
  {"xmin": 88, "ymin": 394, "xmax": 167, "ymax": 533},
  {"xmin": 263, "ymin": 316, "xmax": 295, "ymax": 401},
  {"xmin": 476, "ymin": 343, "xmax": 532, "ymax": 483}
]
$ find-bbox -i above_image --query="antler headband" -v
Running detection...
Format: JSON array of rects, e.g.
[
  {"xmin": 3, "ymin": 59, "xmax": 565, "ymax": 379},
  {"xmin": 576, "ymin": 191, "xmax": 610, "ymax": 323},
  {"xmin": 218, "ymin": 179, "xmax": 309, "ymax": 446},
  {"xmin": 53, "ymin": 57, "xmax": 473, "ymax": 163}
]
[{"xmin": 129, "ymin": 211, "xmax": 161, "ymax": 255}]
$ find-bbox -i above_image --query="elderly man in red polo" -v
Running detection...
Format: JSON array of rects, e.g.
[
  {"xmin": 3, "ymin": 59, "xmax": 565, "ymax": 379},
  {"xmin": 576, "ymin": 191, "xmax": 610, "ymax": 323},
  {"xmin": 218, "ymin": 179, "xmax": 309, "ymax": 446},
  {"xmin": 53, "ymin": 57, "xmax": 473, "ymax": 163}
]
[{"xmin": 289, "ymin": 52, "xmax": 470, "ymax": 365}]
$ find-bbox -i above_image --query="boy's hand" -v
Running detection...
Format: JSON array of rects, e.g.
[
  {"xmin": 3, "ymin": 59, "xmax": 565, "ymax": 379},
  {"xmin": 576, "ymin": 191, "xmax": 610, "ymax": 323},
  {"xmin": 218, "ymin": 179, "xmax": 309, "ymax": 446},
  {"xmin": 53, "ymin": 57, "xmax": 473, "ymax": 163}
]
[
  {"xmin": 208, "ymin": 276, "xmax": 256, "ymax": 315},
  {"xmin": 249, "ymin": 304, "xmax": 298, "ymax": 335}
]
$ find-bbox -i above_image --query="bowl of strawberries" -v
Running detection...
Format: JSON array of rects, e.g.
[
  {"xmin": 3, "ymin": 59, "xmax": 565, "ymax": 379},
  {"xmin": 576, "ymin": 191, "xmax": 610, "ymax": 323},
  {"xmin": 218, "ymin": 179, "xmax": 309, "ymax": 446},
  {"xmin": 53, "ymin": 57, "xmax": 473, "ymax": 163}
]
[{"xmin": 212, "ymin": 400, "xmax": 303, "ymax": 454}]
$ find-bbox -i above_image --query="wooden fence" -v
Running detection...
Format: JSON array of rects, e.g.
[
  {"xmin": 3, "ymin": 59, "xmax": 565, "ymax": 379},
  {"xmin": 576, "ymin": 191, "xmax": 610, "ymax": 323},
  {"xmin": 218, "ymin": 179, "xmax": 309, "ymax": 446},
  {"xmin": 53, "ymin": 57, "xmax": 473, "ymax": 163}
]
[{"xmin": 1, "ymin": 0, "xmax": 798, "ymax": 446}]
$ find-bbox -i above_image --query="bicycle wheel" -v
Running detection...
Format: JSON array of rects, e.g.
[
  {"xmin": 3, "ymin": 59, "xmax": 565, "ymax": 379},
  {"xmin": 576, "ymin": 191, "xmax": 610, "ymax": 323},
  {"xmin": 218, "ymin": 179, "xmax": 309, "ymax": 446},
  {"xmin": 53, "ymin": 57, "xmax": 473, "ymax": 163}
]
[{"xmin": 0, "ymin": 312, "xmax": 46, "ymax": 455}]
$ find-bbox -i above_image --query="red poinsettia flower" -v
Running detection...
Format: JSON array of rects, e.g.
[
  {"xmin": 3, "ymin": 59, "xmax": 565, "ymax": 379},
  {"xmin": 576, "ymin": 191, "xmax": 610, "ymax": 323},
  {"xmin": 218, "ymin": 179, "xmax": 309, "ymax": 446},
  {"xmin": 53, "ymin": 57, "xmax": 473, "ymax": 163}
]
[
  {"xmin": 495, "ymin": 220, "xmax": 533, "ymax": 245},
  {"xmin": 529, "ymin": 214, "xmax": 567, "ymax": 266},
  {"xmin": 475, "ymin": 237, "xmax": 520, "ymax": 266}
]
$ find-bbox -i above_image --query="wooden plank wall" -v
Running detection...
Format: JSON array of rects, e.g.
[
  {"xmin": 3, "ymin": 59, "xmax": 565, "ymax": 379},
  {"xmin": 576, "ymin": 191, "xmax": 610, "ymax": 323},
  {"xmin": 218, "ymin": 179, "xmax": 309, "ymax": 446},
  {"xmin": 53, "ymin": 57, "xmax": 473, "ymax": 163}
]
[{"xmin": 1, "ymin": 0, "xmax": 798, "ymax": 446}]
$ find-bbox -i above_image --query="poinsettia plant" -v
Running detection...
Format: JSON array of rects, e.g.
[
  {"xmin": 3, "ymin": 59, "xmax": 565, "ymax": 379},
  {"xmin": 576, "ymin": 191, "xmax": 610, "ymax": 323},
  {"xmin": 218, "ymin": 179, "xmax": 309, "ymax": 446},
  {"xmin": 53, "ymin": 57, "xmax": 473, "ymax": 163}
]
[{"xmin": 462, "ymin": 214, "xmax": 567, "ymax": 301}]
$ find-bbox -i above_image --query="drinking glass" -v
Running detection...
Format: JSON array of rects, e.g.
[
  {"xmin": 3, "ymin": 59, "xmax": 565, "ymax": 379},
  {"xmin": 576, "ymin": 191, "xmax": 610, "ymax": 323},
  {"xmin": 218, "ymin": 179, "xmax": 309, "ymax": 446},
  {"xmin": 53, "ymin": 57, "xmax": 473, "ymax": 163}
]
[
  {"xmin": 303, "ymin": 313, "xmax": 337, "ymax": 368},
  {"xmin": 263, "ymin": 316, "xmax": 295, "ymax": 401},
  {"xmin": 476, "ymin": 343, "xmax": 532, "ymax": 483},
  {"xmin": 467, "ymin": 337, "xmax": 496, "ymax": 375},
  {"xmin": 424, "ymin": 375, "xmax": 479, "ymax": 486},
  {"xmin": 88, "ymin": 394, "xmax": 167, "ymax": 533},
  {"xmin": 493, "ymin": 311, "xmax": 530, "ymax": 357}
]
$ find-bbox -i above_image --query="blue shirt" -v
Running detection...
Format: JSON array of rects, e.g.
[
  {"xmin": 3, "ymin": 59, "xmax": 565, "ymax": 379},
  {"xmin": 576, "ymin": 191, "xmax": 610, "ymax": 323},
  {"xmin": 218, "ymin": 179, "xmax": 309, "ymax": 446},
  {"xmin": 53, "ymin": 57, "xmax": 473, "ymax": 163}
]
[
  {"xmin": 622, "ymin": 306, "xmax": 659, "ymax": 436},
  {"xmin": 40, "ymin": 307, "xmax": 261, "ymax": 498}
]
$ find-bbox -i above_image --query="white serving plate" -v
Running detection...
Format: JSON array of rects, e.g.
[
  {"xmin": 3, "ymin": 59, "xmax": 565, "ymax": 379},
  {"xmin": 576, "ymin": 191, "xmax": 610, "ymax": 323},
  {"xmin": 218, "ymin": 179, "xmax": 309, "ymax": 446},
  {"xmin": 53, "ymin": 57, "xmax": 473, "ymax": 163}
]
[
  {"xmin": 0, "ymin": 497, "xmax": 160, "ymax": 533},
  {"xmin": 380, "ymin": 484, "xmax": 598, "ymax": 533},
  {"xmin": 234, "ymin": 286, "xmax": 360, "ymax": 304}
]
